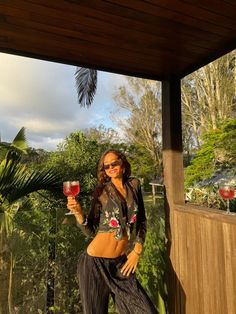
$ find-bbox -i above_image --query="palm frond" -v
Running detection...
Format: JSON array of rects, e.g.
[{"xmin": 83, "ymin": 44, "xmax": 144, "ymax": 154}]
[
  {"xmin": 75, "ymin": 67, "xmax": 97, "ymax": 107},
  {"xmin": 11, "ymin": 127, "xmax": 28, "ymax": 153},
  {"xmin": 0, "ymin": 159, "xmax": 23, "ymax": 192},
  {"xmin": 0, "ymin": 156, "xmax": 61, "ymax": 204},
  {"xmin": 1, "ymin": 167, "xmax": 61, "ymax": 203},
  {"xmin": 0, "ymin": 127, "xmax": 28, "ymax": 162},
  {"xmin": 0, "ymin": 143, "xmax": 10, "ymax": 161},
  {"xmin": 0, "ymin": 142, "xmax": 11, "ymax": 149}
]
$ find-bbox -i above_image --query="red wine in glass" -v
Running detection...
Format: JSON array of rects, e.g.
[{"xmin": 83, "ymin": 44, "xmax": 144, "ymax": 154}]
[
  {"xmin": 63, "ymin": 181, "xmax": 80, "ymax": 215},
  {"xmin": 218, "ymin": 185, "xmax": 235, "ymax": 214}
]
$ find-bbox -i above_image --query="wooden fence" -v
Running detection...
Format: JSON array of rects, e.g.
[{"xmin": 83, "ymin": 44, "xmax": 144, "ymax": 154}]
[{"xmin": 168, "ymin": 204, "xmax": 236, "ymax": 314}]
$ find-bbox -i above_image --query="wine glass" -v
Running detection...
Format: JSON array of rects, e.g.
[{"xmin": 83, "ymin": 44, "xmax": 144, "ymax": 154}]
[
  {"xmin": 63, "ymin": 181, "xmax": 80, "ymax": 215},
  {"xmin": 218, "ymin": 185, "xmax": 235, "ymax": 214}
]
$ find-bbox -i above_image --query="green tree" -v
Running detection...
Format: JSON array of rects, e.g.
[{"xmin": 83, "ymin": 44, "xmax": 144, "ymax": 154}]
[
  {"xmin": 46, "ymin": 129, "xmax": 129, "ymax": 194},
  {"xmin": 185, "ymin": 118, "xmax": 236, "ymax": 187},
  {"xmin": 46, "ymin": 131, "xmax": 104, "ymax": 194},
  {"xmin": 127, "ymin": 144, "xmax": 157, "ymax": 189},
  {"xmin": 182, "ymin": 50, "xmax": 236, "ymax": 151}
]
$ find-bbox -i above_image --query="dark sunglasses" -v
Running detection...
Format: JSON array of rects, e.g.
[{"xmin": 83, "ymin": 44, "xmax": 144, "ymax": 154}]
[{"xmin": 103, "ymin": 160, "xmax": 122, "ymax": 170}]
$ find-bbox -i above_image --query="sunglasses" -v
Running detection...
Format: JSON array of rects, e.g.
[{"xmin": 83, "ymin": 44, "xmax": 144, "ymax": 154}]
[{"xmin": 103, "ymin": 160, "xmax": 122, "ymax": 170}]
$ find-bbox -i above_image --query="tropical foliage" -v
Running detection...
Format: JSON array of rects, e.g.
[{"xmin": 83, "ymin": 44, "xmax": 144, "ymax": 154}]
[
  {"xmin": 0, "ymin": 128, "xmax": 60, "ymax": 238},
  {"xmin": 0, "ymin": 128, "xmax": 60, "ymax": 314}
]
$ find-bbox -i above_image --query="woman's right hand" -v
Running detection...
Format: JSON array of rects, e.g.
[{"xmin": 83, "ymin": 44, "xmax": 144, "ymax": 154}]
[{"xmin": 67, "ymin": 197, "xmax": 84, "ymax": 222}]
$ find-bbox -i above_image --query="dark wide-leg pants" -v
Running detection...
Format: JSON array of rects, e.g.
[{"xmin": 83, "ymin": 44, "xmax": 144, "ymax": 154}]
[{"xmin": 77, "ymin": 251, "xmax": 158, "ymax": 314}]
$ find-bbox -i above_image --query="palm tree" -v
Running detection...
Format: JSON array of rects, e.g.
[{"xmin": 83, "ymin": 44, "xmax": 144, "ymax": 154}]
[
  {"xmin": 0, "ymin": 127, "xmax": 60, "ymax": 237},
  {"xmin": 0, "ymin": 127, "xmax": 60, "ymax": 314},
  {"xmin": 75, "ymin": 67, "xmax": 97, "ymax": 107}
]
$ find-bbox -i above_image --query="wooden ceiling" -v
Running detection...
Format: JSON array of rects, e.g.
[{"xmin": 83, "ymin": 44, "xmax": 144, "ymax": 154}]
[{"xmin": 0, "ymin": 0, "xmax": 235, "ymax": 80}]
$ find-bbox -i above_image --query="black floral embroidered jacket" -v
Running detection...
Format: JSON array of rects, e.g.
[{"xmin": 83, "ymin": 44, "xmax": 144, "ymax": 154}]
[{"xmin": 78, "ymin": 178, "xmax": 147, "ymax": 246}]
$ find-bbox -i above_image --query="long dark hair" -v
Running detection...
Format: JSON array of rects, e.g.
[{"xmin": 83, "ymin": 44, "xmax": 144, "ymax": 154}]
[{"xmin": 97, "ymin": 149, "xmax": 131, "ymax": 186}]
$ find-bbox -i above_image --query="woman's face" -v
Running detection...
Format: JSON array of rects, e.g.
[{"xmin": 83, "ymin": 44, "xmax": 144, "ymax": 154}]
[{"xmin": 103, "ymin": 152, "xmax": 124, "ymax": 179}]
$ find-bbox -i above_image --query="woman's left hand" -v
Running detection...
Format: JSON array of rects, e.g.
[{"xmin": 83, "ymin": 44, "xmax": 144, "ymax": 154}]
[{"xmin": 120, "ymin": 251, "xmax": 140, "ymax": 276}]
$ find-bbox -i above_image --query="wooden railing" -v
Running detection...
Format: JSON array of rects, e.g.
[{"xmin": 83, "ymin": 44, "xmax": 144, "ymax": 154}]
[{"xmin": 168, "ymin": 204, "xmax": 236, "ymax": 314}]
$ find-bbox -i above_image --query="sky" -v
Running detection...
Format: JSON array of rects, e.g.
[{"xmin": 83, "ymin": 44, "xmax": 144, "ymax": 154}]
[{"xmin": 0, "ymin": 52, "xmax": 127, "ymax": 151}]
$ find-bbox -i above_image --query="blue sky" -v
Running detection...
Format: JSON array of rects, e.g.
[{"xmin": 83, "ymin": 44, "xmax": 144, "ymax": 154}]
[{"xmin": 0, "ymin": 52, "xmax": 127, "ymax": 150}]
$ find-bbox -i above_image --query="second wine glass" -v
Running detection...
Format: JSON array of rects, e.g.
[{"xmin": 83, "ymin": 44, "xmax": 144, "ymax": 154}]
[{"xmin": 218, "ymin": 185, "xmax": 235, "ymax": 214}]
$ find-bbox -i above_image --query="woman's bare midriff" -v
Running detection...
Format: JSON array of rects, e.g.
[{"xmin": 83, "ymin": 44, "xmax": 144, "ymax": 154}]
[{"xmin": 87, "ymin": 231, "xmax": 128, "ymax": 258}]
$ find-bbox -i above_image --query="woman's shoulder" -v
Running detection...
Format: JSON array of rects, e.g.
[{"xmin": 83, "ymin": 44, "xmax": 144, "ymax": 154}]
[
  {"xmin": 92, "ymin": 184, "xmax": 105, "ymax": 197},
  {"xmin": 127, "ymin": 177, "xmax": 141, "ymax": 189}
]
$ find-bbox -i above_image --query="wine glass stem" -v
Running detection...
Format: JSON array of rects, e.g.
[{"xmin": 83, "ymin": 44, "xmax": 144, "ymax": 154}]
[{"xmin": 226, "ymin": 199, "xmax": 230, "ymax": 214}]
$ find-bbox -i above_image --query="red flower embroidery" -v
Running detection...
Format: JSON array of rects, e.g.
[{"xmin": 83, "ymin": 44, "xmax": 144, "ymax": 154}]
[
  {"xmin": 130, "ymin": 214, "xmax": 137, "ymax": 223},
  {"xmin": 109, "ymin": 217, "xmax": 119, "ymax": 228}
]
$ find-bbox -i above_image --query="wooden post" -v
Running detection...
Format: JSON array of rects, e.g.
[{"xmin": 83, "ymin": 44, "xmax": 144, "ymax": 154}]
[
  {"xmin": 162, "ymin": 78, "xmax": 184, "ymax": 205},
  {"xmin": 162, "ymin": 78, "xmax": 185, "ymax": 314}
]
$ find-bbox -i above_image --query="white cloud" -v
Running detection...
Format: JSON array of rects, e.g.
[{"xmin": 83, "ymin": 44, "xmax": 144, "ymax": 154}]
[{"xmin": 29, "ymin": 136, "xmax": 64, "ymax": 151}]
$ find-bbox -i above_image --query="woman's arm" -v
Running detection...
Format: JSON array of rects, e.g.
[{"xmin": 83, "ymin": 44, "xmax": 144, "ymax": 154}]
[
  {"xmin": 121, "ymin": 179, "xmax": 146, "ymax": 276},
  {"xmin": 134, "ymin": 179, "xmax": 147, "ymax": 246}
]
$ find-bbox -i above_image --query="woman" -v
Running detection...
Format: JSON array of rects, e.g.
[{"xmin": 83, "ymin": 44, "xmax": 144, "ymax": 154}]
[{"xmin": 67, "ymin": 149, "xmax": 157, "ymax": 314}]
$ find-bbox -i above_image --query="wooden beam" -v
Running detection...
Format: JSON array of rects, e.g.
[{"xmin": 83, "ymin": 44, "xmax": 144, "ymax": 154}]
[
  {"xmin": 162, "ymin": 78, "xmax": 185, "ymax": 314},
  {"xmin": 162, "ymin": 78, "xmax": 184, "ymax": 205}
]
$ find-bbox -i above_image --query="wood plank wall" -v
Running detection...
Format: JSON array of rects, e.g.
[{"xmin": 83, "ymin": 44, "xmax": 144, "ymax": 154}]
[{"xmin": 170, "ymin": 205, "xmax": 236, "ymax": 314}]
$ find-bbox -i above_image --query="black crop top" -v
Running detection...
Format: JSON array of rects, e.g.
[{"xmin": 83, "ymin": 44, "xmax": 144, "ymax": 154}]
[{"xmin": 78, "ymin": 178, "xmax": 147, "ymax": 246}]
